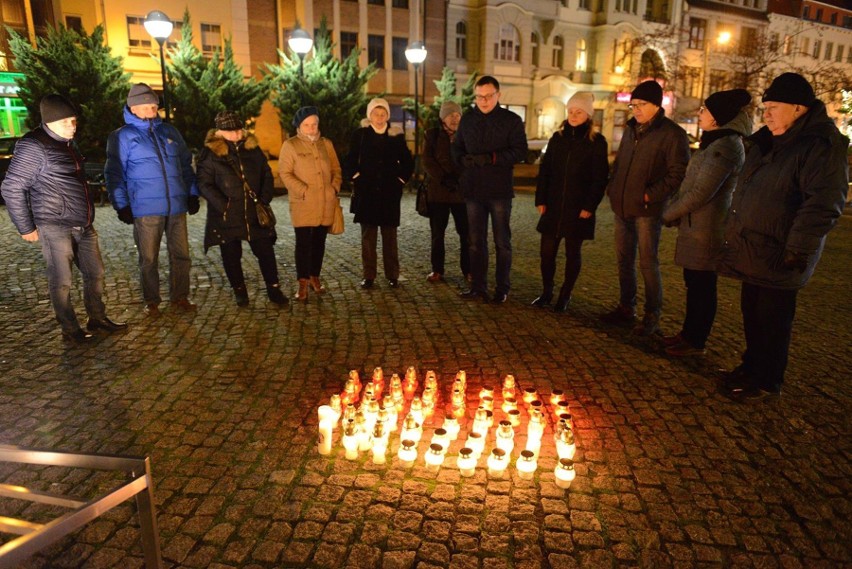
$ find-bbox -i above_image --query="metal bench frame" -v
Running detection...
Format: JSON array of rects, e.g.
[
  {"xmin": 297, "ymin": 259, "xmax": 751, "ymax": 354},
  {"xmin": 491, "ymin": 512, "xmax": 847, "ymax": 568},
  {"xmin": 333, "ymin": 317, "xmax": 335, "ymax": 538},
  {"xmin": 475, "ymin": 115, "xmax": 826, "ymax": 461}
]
[{"xmin": 0, "ymin": 446, "xmax": 162, "ymax": 568}]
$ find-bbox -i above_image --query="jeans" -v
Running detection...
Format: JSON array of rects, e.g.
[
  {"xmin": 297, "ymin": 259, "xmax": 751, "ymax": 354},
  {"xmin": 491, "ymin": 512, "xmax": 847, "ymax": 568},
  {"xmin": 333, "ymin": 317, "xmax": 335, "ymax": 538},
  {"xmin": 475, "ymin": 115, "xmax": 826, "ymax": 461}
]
[
  {"xmin": 220, "ymin": 237, "xmax": 279, "ymax": 289},
  {"xmin": 680, "ymin": 269, "xmax": 717, "ymax": 349},
  {"xmin": 740, "ymin": 282, "xmax": 798, "ymax": 392},
  {"xmin": 360, "ymin": 224, "xmax": 399, "ymax": 280},
  {"xmin": 540, "ymin": 234, "xmax": 583, "ymax": 295},
  {"xmin": 429, "ymin": 202, "xmax": 470, "ymax": 276},
  {"xmin": 133, "ymin": 214, "xmax": 191, "ymax": 304},
  {"xmin": 39, "ymin": 224, "xmax": 106, "ymax": 333},
  {"xmin": 294, "ymin": 226, "xmax": 329, "ymax": 279},
  {"xmin": 466, "ymin": 198, "xmax": 512, "ymax": 295},
  {"xmin": 614, "ymin": 214, "xmax": 663, "ymax": 315}
]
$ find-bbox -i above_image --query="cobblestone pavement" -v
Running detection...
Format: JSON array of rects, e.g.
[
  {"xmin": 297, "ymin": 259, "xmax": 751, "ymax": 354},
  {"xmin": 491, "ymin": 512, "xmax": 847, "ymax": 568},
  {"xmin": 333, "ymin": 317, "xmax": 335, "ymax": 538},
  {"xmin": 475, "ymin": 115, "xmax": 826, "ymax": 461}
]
[{"xmin": 0, "ymin": 193, "xmax": 850, "ymax": 569}]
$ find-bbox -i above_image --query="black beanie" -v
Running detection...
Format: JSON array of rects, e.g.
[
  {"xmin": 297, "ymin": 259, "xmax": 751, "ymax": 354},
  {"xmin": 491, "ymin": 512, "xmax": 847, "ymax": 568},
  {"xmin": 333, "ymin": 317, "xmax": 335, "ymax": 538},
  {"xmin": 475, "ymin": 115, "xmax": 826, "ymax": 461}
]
[
  {"xmin": 762, "ymin": 73, "xmax": 815, "ymax": 106},
  {"xmin": 631, "ymin": 80, "xmax": 663, "ymax": 107},
  {"xmin": 292, "ymin": 106, "xmax": 319, "ymax": 128},
  {"xmin": 40, "ymin": 94, "xmax": 76, "ymax": 123},
  {"xmin": 704, "ymin": 89, "xmax": 751, "ymax": 126}
]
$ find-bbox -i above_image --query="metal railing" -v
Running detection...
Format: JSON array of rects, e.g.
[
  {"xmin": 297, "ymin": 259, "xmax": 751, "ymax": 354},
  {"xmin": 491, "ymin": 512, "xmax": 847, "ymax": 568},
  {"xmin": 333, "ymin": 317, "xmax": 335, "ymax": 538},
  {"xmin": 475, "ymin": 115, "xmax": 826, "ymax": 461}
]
[{"xmin": 0, "ymin": 446, "xmax": 162, "ymax": 569}]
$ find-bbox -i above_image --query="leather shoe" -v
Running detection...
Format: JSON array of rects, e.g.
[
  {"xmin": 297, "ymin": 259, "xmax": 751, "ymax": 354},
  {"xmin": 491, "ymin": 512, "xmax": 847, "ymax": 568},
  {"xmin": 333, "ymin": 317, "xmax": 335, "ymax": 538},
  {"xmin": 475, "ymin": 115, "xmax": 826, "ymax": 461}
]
[
  {"xmin": 360, "ymin": 279, "xmax": 374, "ymax": 289},
  {"xmin": 426, "ymin": 272, "xmax": 443, "ymax": 283},
  {"xmin": 171, "ymin": 298, "xmax": 197, "ymax": 310},
  {"xmin": 665, "ymin": 341, "xmax": 706, "ymax": 357},
  {"xmin": 459, "ymin": 289, "xmax": 489, "ymax": 302},
  {"xmin": 388, "ymin": 279, "xmax": 400, "ymax": 288},
  {"xmin": 662, "ymin": 333, "xmax": 684, "ymax": 347},
  {"xmin": 491, "ymin": 292, "xmax": 509, "ymax": 304},
  {"xmin": 86, "ymin": 317, "xmax": 128, "ymax": 333},
  {"xmin": 144, "ymin": 303, "xmax": 160, "ymax": 317},
  {"xmin": 62, "ymin": 328, "xmax": 94, "ymax": 343},
  {"xmin": 530, "ymin": 294, "xmax": 552, "ymax": 307},
  {"xmin": 553, "ymin": 294, "xmax": 571, "ymax": 313}
]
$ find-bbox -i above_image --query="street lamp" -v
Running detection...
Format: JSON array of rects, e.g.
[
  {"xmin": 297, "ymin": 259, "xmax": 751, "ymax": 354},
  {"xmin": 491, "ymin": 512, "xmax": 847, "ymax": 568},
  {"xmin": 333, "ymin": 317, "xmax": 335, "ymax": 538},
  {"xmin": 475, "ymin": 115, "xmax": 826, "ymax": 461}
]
[
  {"xmin": 405, "ymin": 41, "xmax": 427, "ymax": 171},
  {"xmin": 698, "ymin": 30, "xmax": 732, "ymax": 135},
  {"xmin": 288, "ymin": 27, "xmax": 313, "ymax": 79},
  {"xmin": 144, "ymin": 10, "xmax": 173, "ymax": 122}
]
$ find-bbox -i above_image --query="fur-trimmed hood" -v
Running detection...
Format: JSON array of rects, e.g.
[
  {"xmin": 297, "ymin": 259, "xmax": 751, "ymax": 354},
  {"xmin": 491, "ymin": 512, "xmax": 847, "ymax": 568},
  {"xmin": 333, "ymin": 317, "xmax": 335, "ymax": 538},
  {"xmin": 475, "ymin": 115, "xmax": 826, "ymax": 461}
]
[
  {"xmin": 204, "ymin": 129, "xmax": 260, "ymax": 157},
  {"xmin": 359, "ymin": 118, "xmax": 404, "ymax": 137}
]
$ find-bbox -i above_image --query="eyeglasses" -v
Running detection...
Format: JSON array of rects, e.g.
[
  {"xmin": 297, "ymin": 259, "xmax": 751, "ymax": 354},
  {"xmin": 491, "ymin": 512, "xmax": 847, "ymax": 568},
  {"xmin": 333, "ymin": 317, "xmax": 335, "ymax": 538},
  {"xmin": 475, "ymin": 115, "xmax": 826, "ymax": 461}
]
[
  {"xmin": 627, "ymin": 102, "xmax": 650, "ymax": 111},
  {"xmin": 698, "ymin": 105, "xmax": 706, "ymax": 113},
  {"xmin": 474, "ymin": 91, "xmax": 498, "ymax": 102}
]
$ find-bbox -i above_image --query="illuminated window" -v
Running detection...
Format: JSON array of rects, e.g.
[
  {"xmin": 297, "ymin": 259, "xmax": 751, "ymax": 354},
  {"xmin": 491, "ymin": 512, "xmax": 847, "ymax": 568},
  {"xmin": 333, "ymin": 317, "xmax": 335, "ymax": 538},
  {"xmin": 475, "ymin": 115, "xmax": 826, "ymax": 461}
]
[
  {"xmin": 455, "ymin": 21, "xmax": 467, "ymax": 59},
  {"xmin": 576, "ymin": 38, "xmax": 587, "ymax": 71}
]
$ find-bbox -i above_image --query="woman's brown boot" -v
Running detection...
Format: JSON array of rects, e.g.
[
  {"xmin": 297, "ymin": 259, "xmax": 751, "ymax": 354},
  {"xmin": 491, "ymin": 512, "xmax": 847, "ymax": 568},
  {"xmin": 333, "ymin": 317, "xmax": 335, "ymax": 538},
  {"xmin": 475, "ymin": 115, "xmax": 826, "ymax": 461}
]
[
  {"xmin": 296, "ymin": 278, "xmax": 309, "ymax": 302},
  {"xmin": 309, "ymin": 276, "xmax": 326, "ymax": 294}
]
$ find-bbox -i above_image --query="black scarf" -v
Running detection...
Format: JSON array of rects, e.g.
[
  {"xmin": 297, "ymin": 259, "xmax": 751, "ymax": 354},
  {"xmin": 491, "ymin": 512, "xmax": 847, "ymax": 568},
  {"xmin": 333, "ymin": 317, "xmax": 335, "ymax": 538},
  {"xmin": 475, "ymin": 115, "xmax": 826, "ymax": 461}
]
[{"xmin": 699, "ymin": 128, "xmax": 737, "ymax": 150}]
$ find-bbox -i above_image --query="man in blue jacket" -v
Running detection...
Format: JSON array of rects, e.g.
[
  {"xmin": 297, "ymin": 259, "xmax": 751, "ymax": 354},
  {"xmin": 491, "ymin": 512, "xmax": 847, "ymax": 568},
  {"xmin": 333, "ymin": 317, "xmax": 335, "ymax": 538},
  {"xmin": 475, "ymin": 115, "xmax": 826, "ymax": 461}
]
[
  {"xmin": 105, "ymin": 83, "xmax": 200, "ymax": 316},
  {"xmin": 1, "ymin": 94, "xmax": 126, "ymax": 342},
  {"xmin": 452, "ymin": 76, "xmax": 528, "ymax": 304}
]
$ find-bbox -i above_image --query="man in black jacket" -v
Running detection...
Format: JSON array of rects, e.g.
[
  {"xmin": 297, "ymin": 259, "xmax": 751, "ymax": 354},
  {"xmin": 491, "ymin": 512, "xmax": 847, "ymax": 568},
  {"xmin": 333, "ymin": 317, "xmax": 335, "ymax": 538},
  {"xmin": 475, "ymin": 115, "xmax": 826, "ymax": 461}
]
[
  {"xmin": 602, "ymin": 80, "xmax": 690, "ymax": 335},
  {"xmin": 718, "ymin": 73, "xmax": 848, "ymax": 401},
  {"xmin": 1, "ymin": 94, "xmax": 126, "ymax": 342},
  {"xmin": 452, "ymin": 76, "xmax": 528, "ymax": 303}
]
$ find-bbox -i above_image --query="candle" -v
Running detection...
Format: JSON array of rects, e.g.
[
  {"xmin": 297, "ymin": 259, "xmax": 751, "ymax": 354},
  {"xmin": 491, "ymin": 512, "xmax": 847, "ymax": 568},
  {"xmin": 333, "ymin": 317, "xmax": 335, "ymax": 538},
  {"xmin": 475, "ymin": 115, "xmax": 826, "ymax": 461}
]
[
  {"xmin": 495, "ymin": 420, "xmax": 515, "ymax": 455},
  {"xmin": 525, "ymin": 435, "xmax": 541, "ymax": 459},
  {"xmin": 472, "ymin": 409, "xmax": 490, "ymax": 436},
  {"xmin": 554, "ymin": 400, "xmax": 570, "ymax": 419},
  {"xmin": 409, "ymin": 397, "xmax": 424, "ymax": 425},
  {"xmin": 557, "ymin": 412, "xmax": 573, "ymax": 431},
  {"xmin": 501, "ymin": 397, "xmax": 518, "ymax": 414},
  {"xmin": 502, "ymin": 375, "xmax": 516, "ymax": 399},
  {"xmin": 342, "ymin": 421, "xmax": 359, "ymax": 460},
  {"xmin": 397, "ymin": 439, "xmax": 417, "ymax": 466},
  {"xmin": 478, "ymin": 386, "xmax": 494, "ymax": 400},
  {"xmin": 317, "ymin": 405, "xmax": 336, "ymax": 455},
  {"xmin": 555, "ymin": 428, "xmax": 576, "ymax": 460},
  {"xmin": 431, "ymin": 428, "xmax": 450, "ymax": 450},
  {"xmin": 356, "ymin": 413, "xmax": 372, "ymax": 451},
  {"xmin": 457, "ymin": 447, "xmax": 477, "ymax": 477},
  {"xmin": 479, "ymin": 396, "xmax": 494, "ymax": 412},
  {"xmin": 425, "ymin": 443, "xmax": 445, "ymax": 472},
  {"xmin": 507, "ymin": 409, "xmax": 521, "ymax": 427},
  {"xmin": 465, "ymin": 431, "xmax": 485, "ymax": 459},
  {"xmin": 371, "ymin": 423, "xmax": 388, "ymax": 464},
  {"xmin": 554, "ymin": 458, "xmax": 576, "ymax": 489},
  {"xmin": 522, "ymin": 387, "xmax": 538, "ymax": 404},
  {"xmin": 455, "ymin": 370, "xmax": 466, "ymax": 390},
  {"xmin": 516, "ymin": 449, "xmax": 537, "ymax": 480},
  {"xmin": 400, "ymin": 414, "xmax": 422, "ymax": 444},
  {"xmin": 487, "ymin": 448, "xmax": 508, "ymax": 478},
  {"xmin": 549, "ymin": 389, "xmax": 564, "ymax": 405},
  {"xmin": 442, "ymin": 417, "xmax": 461, "ymax": 440}
]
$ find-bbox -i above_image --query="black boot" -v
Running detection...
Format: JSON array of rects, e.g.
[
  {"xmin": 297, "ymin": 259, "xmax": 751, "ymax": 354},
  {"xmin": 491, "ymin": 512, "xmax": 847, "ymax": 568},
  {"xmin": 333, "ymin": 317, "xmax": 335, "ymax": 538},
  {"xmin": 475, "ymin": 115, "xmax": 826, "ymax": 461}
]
[
  {"xmin": 233, "ymin": 285, "xmax": 249, "ymax": 307},
  {"xmin": 553, "ymin": 286, "xmax": 571, "ymax": 313},
  {"xmin": 530, "ymin": 284, "xmax": 553, "ymax": 307},
  {"xmin": 267, "ymin": 283, "xmax": 289, "ymax": 305}
]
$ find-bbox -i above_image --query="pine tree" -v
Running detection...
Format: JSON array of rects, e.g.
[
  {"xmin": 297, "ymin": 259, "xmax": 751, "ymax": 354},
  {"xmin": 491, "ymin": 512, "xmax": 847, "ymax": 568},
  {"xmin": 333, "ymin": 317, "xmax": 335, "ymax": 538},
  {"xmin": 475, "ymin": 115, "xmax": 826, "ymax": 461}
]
[
  {"xmin": 8, "ymin": 24, "xmax": 130, "ymax": 161},
  {"xmin": 166, "ymin": 10, "xmax": 270, "ymax": 151},
  {"xmin": 265, "ymin": 18, "xmax": 377, "ymax": 156}
]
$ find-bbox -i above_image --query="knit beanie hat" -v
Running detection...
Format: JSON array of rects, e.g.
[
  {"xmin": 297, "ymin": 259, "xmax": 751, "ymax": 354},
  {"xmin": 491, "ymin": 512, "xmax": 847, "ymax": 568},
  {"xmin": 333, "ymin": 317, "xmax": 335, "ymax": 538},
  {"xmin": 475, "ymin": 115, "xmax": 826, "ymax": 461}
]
[
  {"xmin": 366, "ymin": 97, "xmax": 390, "ymax": 119},
  {"xmin": 762, "ymin": 72, "xmax": 815, "ymax": 106},
  {"xmin": 631, "ymin": 80, "xmax": 663, "ymax": 107},
  {"xmin": 127, "ymin": 83, "xmax": 159, "ymax": 107},
  {"xmin": 215, "ymin": 110, "xmax": 243, "ymax": 131},
  {"xmin": 292, "ymin": 106, "xmax": 319, "ymax": 128},
  {"xmin": 40, "ymin": 94, "xmax": 76, "ymax": 123},
  {"xmin": 566, "ymin": 91, "xmax": 595, "ymax": 118},
  {"xmin": 439, "ymin": 101, "xmax": 462, "ymax": 120},
  {"xmin": 704, "ymin": 89, "xmax": 751, "ymax": 126}
]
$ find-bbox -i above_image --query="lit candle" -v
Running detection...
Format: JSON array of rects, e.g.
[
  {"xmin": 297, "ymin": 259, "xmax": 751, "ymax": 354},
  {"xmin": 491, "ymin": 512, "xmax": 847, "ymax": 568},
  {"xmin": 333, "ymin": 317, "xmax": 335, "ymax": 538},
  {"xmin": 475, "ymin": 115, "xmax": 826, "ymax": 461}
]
[
  {"xmin": 455, "ymin": 370, "xmax": 466, "ymax": 390},
  {"xmin": 522, "ymin": 387, "xmax": 538, "ymax": 404},
  {"xmin": 502, "ymin": 374, "xmax": 516, "ymax": 399},
  {"xmin": 424, "ymin": 370, "xmax": 437, "ymax": 391},
  {"xmin": 487, "ymin": 448, "xmax": 508, "ymax": 478},
  {"xmin": 356, "ymin": 413, "xmax": 372, "ymax": 451},
  {"xmin": 457, "ymin": 447, "xmax": 477, "ymax": 477},
  {"xmin": 349, "ymin": 369, "xmax": 362, "ymax": 393},
  {"xmin": 400, "ymin": 414, "xmax": 422, "ymax": 444},
  {"xmin": 507, "ymin": 409, "xmax": 521, "ymax": 427},
  {"xmin": 431, "ymin": 428, "xmax": 450, "ymax": 451},
  {"xmin": 424, "ymin": 443, "xmax": 445, "ymax": 472},
  {"xmin": 555, "ymin": 428, "xmax": 576, "ymax": 460},
  {"xmin": 389, "ymin": 373, "xmax": 402, "ymax": 392},
  {"xmin": 342, "ymin": 379, "xmax": 358, "ymax": 406},
  {"xmin": 382, "ymin": 396, "xmax": 398, "ymax": 432},
  {"xmin": 529, "ymin": 399, "xmax": 543, "ymax": 415},
  {"xmin": 452, "ymin": 389, "xmax": 465, "ymax": 408},
  {"xmin": 472, "ymin": 409, "xmax": 490, "ymax": 437},
  {"xmin": 495, "ymin": 420, "xmax": 515, "ymax": 455},
  {"xmin": 554, "ymin": 400, "xmax": 570, "ymax": 419},
  {"xmin": 516, "ymin": 449, "xmax": 537, "ymax": 480},
  {"xmin": 317, "ymin": 405, "xmax": 336, "ymax": 455},
  {"xmin": 465, "ymin": 431, "xmax": 485, "ymax": 459},
  {"xmin": 442, "ymin": 417, "xmax": 461, "ymax": 440},
  {"xmin": 403, "ymin": 367, "xmax": 418, "ymax": 397},
  {"xmin": 329, "ymin": 394, "xmax": 343, "ymax": 415},
  {"xmin": 342, "ymin": 421, "xmax": 359, "ymax": 460},
  {"xmin": 479, "ymin": 396, "xmax": 494, "ymax": 412},
  {"xmin": 549, "ymin": 389, "xmax": 564, "ymax": 405},
  {"xmin": 397, "ymin": 439, "xmax": 417, "ymax": 466},
  {"xmin": 557, "ymin": 412, "xmax": 573, "ymax": 431},
  {"xmin": 409, "ymin": 397, "xmax": 424, "ymax": 425},
  {"xmin": 342, "ymin": 405, "xmax": 357, "ymax": 423},
  {"xmin": 371, "ymin": 423, "xmax": 388, "ymax": 464},
  {"xmin": 554, "ymin": 458, "xmax": 576, "ymax": 489},
  {"xmin": 501, "ymin": 397, "xmax": 518, "ymax": 414},
  {"xmin": 525, "ymin": 435, "xmax": 541, "ymax": 459},
  {"xmin": 478, "ymin": 386, "xmax": 494, "ymax": 400}
]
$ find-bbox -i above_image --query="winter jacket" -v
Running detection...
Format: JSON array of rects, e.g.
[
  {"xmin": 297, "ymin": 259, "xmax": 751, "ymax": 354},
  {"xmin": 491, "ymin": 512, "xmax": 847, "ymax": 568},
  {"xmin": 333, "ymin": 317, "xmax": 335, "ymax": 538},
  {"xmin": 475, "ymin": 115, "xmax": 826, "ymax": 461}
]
[
  {"xmin": 278, "ymin": 133, "xmax": 342, "ymax": 228},
  {"xmin": 662, "ymin": 111, "xmax": 751, "ymax": 271},
  {"xmin": 535, "ymin": 121, "xmax": 609, "ymax": 241},
  {"xmin": 196, "ymin": 131, "xmax": 276, "ymax": 252},
  {"xmin": 607, "ymin": 109, "xmax": 690, "ymax": 218},
  {"xmin": 343, "ymin": 123, "xmax": 414, "ymax": 227},
  {"xmin": 1, "ymin": 126, "xmax": 94, "ymax": 235},
  {"xmin": 422, "ymin": 125, "xmax": 464, "ymax": 204},
  {"xmin": 105, "ymin": 106, "xmax": 198, "ymax": 218},
  {"xmin": 452, "ymin": 105, "xmax": 528, "ymax": 201},
  {"xmin": 718, "ymin": 100, "xmax": 848, "ymax": 289}
]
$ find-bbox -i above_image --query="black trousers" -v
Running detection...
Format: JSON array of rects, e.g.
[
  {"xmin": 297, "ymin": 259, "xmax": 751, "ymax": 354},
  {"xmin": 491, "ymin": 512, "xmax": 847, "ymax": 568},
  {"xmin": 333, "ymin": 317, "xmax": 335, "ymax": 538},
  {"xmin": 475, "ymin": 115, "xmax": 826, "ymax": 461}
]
[
  {"xmin": 539, "ymin": 234, "xmax": 584, "ymax": 295},
  {"xmin": 220, "ymin": 237, "xmax": 279, "ymax": 290},
  {"xmin": 360, "ymin": 224, "xmax": 399, "ymax": 280},
  {"xmin": 294, "ymin": 225, "xmax": 328, "ymax": 279},
  {"xmin": 740, "ymin": 282, "xmax": 798, "ymax": 392},
  {"xmin": 679, "ymin": 269, "xmax": 717, "ymax": 349},
  {"xmin": 429, "ymin": 202, "xmax": 470, "ymax": 276}
]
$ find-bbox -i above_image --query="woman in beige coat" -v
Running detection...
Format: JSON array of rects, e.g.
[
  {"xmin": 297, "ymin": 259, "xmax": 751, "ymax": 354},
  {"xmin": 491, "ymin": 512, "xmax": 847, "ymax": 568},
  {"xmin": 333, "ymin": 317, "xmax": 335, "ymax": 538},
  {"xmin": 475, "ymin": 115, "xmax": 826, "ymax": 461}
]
[{"xmin": 279, "ymin": 106, "xmax": 342, "ymax": 301}]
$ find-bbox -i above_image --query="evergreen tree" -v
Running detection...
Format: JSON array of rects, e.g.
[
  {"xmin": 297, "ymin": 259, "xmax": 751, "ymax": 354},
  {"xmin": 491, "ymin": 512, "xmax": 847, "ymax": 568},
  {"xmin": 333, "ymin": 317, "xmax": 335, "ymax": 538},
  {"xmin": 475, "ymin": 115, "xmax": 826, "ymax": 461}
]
[
  {"xmin": 403, "ymin": 67, "xmax": 478, "ymax": 137},
  {"xmin": 166, "ymin": 10, "xmax": 270, "ymax": 151},
  {"xmin": 265, "ymin": 18, "xmax": 377, "ymax": 156},
  {"xmin": 8, "ymin": 24, "xmax": 130, "ymax": 161}
]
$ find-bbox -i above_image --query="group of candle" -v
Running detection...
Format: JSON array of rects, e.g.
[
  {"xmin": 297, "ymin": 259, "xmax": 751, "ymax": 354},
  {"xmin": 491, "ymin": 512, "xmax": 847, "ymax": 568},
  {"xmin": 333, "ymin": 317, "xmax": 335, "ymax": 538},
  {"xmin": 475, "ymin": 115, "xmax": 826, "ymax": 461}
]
[{"xmin": 316, "ymin": 367, "xmax": 578, "ymax": 489}]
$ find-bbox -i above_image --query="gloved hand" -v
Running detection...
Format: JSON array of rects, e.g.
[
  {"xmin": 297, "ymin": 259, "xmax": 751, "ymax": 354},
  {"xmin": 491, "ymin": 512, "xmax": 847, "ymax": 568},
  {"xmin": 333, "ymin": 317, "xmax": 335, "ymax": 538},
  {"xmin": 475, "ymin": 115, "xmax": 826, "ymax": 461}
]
[
  {"xmin": 782, "ymin": 250, "xmax": 808, "ymax": 272},
  {"xmin": 117, "ymin": 206, "xmax": 134, "ymax": 225},
  {"xmin": 188, "ymin": 196, "xmax": 200, "ymax": 215}
]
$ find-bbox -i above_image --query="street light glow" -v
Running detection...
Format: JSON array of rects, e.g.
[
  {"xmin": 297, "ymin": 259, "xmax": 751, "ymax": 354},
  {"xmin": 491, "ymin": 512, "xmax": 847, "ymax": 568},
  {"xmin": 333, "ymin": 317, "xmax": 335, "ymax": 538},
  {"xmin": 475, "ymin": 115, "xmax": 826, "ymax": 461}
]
[
  {"xmin": 288, "ymin": 28, "xmax": 313, "ymax": 56},
  {"xmin": 143, "ymin": 10, "xmax": 173, "ymax": 41},
  {"xmin": 405, "ymin": 41, "xmax": 428, "ymax": 65}
]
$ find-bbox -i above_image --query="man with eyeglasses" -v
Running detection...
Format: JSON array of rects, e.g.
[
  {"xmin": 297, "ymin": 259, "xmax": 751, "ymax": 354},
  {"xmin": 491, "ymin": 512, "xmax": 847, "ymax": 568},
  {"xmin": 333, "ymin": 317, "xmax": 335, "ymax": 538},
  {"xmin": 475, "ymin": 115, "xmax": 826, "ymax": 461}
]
[
  {"xmin": 717, "ymin": 72, "xmax": 847, "ymax": 401},
  {"xmin": 602, "ymin": 80, "xmax": 690, "ymax": 336},
  {"xmin": 452, "ymin": 75, "xmax": 528, "ymax": 304}
]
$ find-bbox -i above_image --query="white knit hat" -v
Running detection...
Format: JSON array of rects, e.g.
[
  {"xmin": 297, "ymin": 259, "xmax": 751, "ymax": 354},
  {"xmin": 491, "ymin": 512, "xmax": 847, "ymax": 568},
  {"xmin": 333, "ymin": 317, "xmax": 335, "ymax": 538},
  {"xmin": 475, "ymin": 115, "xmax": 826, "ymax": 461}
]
[
  {"xmin": 366, "ymin": 97, "xmax": 390, "ymax": 119},
  {"xmin": 566, "ymin": 91, "xmax": 595, "ymax": 118}
]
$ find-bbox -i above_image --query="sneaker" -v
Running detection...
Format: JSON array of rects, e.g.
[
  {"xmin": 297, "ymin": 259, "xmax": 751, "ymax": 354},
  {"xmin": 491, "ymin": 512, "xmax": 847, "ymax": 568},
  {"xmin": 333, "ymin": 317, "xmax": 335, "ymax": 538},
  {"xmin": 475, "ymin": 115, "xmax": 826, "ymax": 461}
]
[
  {"xmin": 600, "ymin": 304, "xmax": 636, "ymax": 325},
  {"xmin": 633, "ymin": 313, "xmax": 661, "ymax": 336},
  {"xmin": 426, "ymin": 272, "xmax": 443, "ymax": 283},
  {"xmin": 665, "ymin": 341, "xmax": 706, "ymax": 357}
]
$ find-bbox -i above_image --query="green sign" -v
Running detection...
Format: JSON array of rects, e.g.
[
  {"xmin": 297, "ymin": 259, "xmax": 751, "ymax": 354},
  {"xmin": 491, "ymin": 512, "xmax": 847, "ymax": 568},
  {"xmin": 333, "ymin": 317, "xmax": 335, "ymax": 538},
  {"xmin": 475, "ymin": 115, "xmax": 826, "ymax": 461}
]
[{"xmin": 0, "ymin": 72, "xmax": 24, "ymax": 97}]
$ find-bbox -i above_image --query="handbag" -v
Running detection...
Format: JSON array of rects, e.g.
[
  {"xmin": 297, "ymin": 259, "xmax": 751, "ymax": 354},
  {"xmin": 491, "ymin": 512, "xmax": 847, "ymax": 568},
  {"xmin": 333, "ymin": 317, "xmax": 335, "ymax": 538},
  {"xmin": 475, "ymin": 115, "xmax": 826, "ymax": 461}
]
[
  {"xmin": 227, "ymin": 156, "xmax": 276, "ymax": 228},
  {"xmin": 329, "ymin": 198, "xmax": 345, "ymax": 235},
  {"xmin": 415, "ymin": 178, "xmax": 430, "ymax": 218}
]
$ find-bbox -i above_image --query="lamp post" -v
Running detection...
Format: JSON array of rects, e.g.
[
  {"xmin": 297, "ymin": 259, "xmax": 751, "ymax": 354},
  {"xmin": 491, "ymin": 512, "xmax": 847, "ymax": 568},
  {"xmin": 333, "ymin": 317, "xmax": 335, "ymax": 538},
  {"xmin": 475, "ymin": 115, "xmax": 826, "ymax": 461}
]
[
  {"xmin": 288, "ymin": 27, "xmax": 313, "ymax": 79},
  {"xmin": 144, "ymin": 10, "xmax": 174, "ymax": 122},
  {"xmin": 698, "ymin": 30, "xmax": 732, "ymax": 135},
  {"xmin": 405, "ymin": 41, "xmax": 427, "ymax": 174}
]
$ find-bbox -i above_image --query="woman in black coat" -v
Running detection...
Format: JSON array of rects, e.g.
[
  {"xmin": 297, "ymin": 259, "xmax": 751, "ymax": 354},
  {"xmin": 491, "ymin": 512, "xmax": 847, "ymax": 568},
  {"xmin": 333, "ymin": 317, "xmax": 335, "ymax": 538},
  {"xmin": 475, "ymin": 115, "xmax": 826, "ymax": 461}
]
[
  {"xmin": 196, "ymin": 110, "xmax": 287, "ymax": 306},
  {"xmin": 343, "ymin": 98, "xmax": 414, "ymax": 289},
  {"xmin": 533, "ymin": 92, "xmax": 609, "ymax": 312}
]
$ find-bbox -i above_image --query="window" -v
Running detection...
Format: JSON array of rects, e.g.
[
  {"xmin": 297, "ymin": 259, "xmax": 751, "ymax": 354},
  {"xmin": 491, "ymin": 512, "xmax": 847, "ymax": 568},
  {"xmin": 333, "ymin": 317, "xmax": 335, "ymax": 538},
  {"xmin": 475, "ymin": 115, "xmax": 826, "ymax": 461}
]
[
  {"xmin": 682, "ymin": 66, "xmax": 701, "ymax": 98},
  {"xmin": 815, "ymin": 9, "xmax": 823, "ymax": 21},
  {"xmin": 127, "ymin": 16, "xmax": 152, "ymax": 49},
  {"xmin": 552, "ymin": 35, "xmax": 564, "ymax": 68},
  {"xmin": 733, "ymin": 72, "xmax": 748, "ymax": 90},
  {"xmin": 837, "ymin": 44, "xmax": 844, "ymax": 63},
  {"xmin": 802, "ymin": 6, "xmax": 810, "ymax": 19},
  {"xmin": 783, "ymin": 35, "xmax": 794, "ymax": 55},
  {"xmin": 826, "ymin": 42, "xmax": 833, "ymax": 60},
  {"xmin": 689, "ymin": 18, "xmax": 706, "ymax": 50},
  {"xmin": 368, "ymin": 34, "xmax": 384, "ymax": 68},
  {"xmin": 531, "ymin": 32, "xmax": 540, "ymax": 66},
  {"xmin": 830, "ymin": 13, "xmax": 837, "ymax": 25},
  {"xmin": 800, "ymin": 37, "xmax": 810, "ymax": 56},
  {"xmin": 65, "ymin": 15, "xmax": 83, "ymax": 33},
  {"xmin": 455, "ymin": 21, "xmax": 467, "ymax": 59},
  {"xmin": 740, "ymin": 27, "xmax": 757, "ymax": 55},
  {"xmin": 392, "ymin": 0, "xmax": 408, "ymax": 7},
  {"xmin": 341, "ymin": 32, "xmax": 358, "ymax": 59},
  {"xmin": 2, "ymin": 0, "xmax": 25, "ymax": 25},
  {"xmin": 367, "ymin": 0, "xmax": 383, "ymax": 4},
  {"xmin": 769, "ymin": 33, "xmax": 779, "ymax": 51},
  {"xmin": 201, "ymin": 23, "xmax": 222, "ymax": 54},
  {"xmin": 576, "ymin": 38, "xmax": 587, "ymax": 71},
  {"xmin": 494, "ymin": 23, "xmax": 520, "ymax": 62},
  {"xmin": 391, "ymin": 37, "xmax": 407, "ymax": 70},
  {"xmin": 848, "ymin": 45, "xmax": 852, "ymax": 63},
  {"xmin": 708, "ymin": 69, "xmax": 728, "ymax": 93},
  {"xmin": 812, "ymin": 39, "xmax": 821, "ymax": 59},
  {"xmin": 579, "ymin": 0, "xmax": 590, "ymax": 8}
]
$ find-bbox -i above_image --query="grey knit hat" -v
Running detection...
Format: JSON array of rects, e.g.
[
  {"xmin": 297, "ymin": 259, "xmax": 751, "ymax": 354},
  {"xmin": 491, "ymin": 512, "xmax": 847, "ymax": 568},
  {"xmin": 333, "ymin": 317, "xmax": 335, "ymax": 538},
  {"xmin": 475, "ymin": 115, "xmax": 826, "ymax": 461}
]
[
  {"xmin": 127, "ymin": 83, "xmax": 159, "ymax": 107},
  {"xmin": 439, "ymin": 101, "xmax": 462, "ymax": 120}
]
